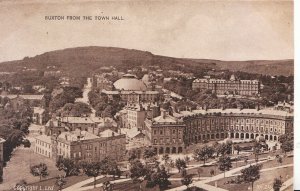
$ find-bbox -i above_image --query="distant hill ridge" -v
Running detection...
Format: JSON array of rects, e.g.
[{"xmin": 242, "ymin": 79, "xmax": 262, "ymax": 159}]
[{"xmin": 0, "ymin": 46, "xmax": 293, "ymax": 76}]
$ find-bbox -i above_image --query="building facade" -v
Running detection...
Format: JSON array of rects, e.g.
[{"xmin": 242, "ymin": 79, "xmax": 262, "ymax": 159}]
[
  {"xmin": 192, "ymin": 75, "xmax": 260, "ymax": 96},
  {"xmin": 51, "ymin": 129, "xmax": 126, "ymax": 163},
  {"xmin": 144, "ymin": 108, "xmax": 293, "ymax": 154},
  {"xmin": 144, "ymin": 111, "xmax": 185, "ymax": 154},
  {"xmin": 34, "ymin": 135, "xmax": 52, "ymax": 158},
  {"xmin": 177, "ymin": 108, "xmax": 293, "ymax": 146},
  {"xmin": 102, "ymin": 90, "xmax": 160, "ymax": 103}
]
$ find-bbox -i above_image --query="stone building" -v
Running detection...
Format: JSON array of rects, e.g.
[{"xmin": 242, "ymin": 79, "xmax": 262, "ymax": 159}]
[
  {"xmin": 51, "ymin": 129, "xmax": 126, "ymax": 163},
  {"xmin": 34, "ymin": 135, "xmax": 52, "ymax": 158},
  {"xmin": 192, "ymin": 75, "xmax": 260, "ymax": 96},
  {"xmin": 176, "ymin": 107, "xmax": 293, "ymax": 146},
  {"xmin": 144, "ymin": 107, "xmax": 293, "ymax": 154},
  {"xmin": 144, "ymin": 111, "xmax": 185, "ymax": 154}
]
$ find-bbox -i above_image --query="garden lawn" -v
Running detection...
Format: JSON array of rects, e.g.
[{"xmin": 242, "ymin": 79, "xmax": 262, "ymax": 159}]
[{"xmin": 207, "ymin": 166, "xmax": 293, "ymax": 191}]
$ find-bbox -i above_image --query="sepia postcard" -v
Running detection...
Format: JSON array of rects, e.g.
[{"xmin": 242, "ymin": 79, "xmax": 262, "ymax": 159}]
[{"xmin": 0, "ymin": 0, "xmax": 295, "ymax": 191}]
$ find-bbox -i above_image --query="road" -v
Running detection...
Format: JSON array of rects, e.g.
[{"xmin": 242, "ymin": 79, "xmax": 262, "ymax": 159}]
[{"xmin": 75, "ymin": 77, "xmax": 96, "ymax": 117}]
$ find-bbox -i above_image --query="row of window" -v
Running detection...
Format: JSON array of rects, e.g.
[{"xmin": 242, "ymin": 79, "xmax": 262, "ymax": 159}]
[
  {"xmin": 185, "ymin": 125, "xmax": 283, "ymax": 133},
  {"xmin": 153, "ymin": 129, "xmax": 182, "ymax": 135},
  {"xmin": 188, "ymin": 118, "xmax": 286, "ymax": 126},
  {"xmin": 36, "ymin": 140, "xmax": 51, "ymax": 149},
  {"xmin": 153, "ymin": 138, "xmax": 182, "ymax": 144}
]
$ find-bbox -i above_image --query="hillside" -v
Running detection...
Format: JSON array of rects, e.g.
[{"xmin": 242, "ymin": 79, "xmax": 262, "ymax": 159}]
[{"xmin": 0, "ymin": 46, "xmax": 293, "ymax": 76}]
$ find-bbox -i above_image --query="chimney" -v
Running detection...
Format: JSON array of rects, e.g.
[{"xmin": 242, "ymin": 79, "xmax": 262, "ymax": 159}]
[{"xmin": 161, "ymin": 110, "xmax": 167, "ymax": 119}]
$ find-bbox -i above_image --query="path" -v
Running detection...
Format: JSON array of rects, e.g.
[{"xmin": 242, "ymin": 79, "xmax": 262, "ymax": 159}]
[
  {"xmin": 63, "ymin": 175, "xmax": 129, "ymax": 191},
  {"xmin": 75, "ymin": 77, "xmax": 96, "ymax": 117},
  {"xmin": 167, "ymin": 156, "xmax": 281, "ymax": 191}
]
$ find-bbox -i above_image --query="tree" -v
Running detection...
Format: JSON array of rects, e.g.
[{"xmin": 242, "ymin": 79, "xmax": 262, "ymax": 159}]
[
  {"xmin": 276, "ymin": 156, "xmax": 283, "ymax": 166},
  {"xmin": 162, "ymin": 154, "xmax": 170, "ymax": 164},
  {"xmin": 143, "ymin": 147, "xmax": 156, "ymax": 159},
  {"xmin": 30, "ymin": 163, "xmax": 49, "ymax": 181},
  {"xmin": 239, "ymin": 164, "xmax": 262, "ymax": 191},
  {"xmin": 218, "ymin": 156, "xmax": 232, "ymax": 178},
  {"xmin": 22, "ymin": 139, "xmax": 31, "ymax": 148},
  {"xmin": 273, "ymin": 177, "xmax": 283, "ymax": 191},
  {"xmin": 181, "ymin": 174, "xmax": 193, "ymax": 189},
  {"xmin": 193, "ymin": 145, "xmax": 214, "ymax": 165},
  {"xmin": 184, "ymin": 156, "xmax": 190, "ymax": 165},
  {"xmin": 55, "ymin": 176, "xmax": 67, "ymax": 191},
  {"xmin": 281, "ymin": 141, "xmax": 293, "ymax": 155},
  {"xmin": 210, "ymin": 169, "xmax": 215, "ymax": 177},
  {"xmin": 216, "ymin": 143, "xmax": 231, "ymax": 157},
  {"xmin": 175, "ymin": 158, "xmax": 187, "ymax": 173},
  {"xmin": 146, "ymin": 165, "xmax": 171, "ymax": 190},
  {"xmin": 234, "ymin": 145, "xmax": 241, "ymax": 155},
  {"xmin": 83, "ymin": 162, "xmax": 101, "ymax": 188},
  {"xmin": 61, "ymin": 102, "xmax": 92, "ymax": 117},
  {"xmin": 56, "ymin": 158, "xmax": 80, "ymax": 177},
  {"xmin": 253, "ymin": 142, "xmax": 262, "ymax": 162},
  {"xmin": 129, "ymin": 159, "xmax": 150, "ymax": 191},
  {"xmin": 197, "ymin": 168, "xmax": 203, "ymax": 180}
]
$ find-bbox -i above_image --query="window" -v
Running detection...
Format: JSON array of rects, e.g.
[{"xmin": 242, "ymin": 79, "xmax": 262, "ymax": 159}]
[
  {"xmin": 154, "ymin": 130, "xmax": 157, "ymax": 135},
  {"xmin": 160, "ymin": 130, "xmax": 163, "ymax": 135}
]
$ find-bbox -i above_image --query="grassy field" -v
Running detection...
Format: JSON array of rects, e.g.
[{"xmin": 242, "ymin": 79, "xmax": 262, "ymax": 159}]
[
  {"xmin": 0, "ymin": 146, "xmax": 61, "ymax": 191},
  {"xmin": 26, "ymin": 175, "xmax": 91, "ymax": 191},
  {"xmin": 207, "ymin": 166, "xmax": 293, "ymax": 191}
]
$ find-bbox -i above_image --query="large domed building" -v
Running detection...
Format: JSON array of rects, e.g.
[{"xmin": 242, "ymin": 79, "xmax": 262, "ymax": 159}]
[{"xmin": 113, "ymin": 74, "xmax": 147, "ymax": 91}]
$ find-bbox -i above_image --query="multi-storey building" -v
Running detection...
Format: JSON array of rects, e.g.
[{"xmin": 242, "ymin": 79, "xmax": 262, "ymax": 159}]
[
  {"xmin": 144, "ymin": 111, "xmax": 185, "ymax": 154},
  {"xmin": 0, "ymin": 94, "xmax": 45, "ymax": 109},
  {"xmin": 92, "ymin": 74, "xmax": 113, "ymax": 90},
  {"xmin": 34, "ymin": 135, "xmax": 52, "ymax": 158},
  {"xmin": 144, "ymin": 107, "xmax": 293, "ymax": 154},
  {"xmin": 192, "ymin": 75, "xmax": 260, "ymax": 96},
  {"xmin": 178, "ymin": 107, "xmax": 293, "ymax": 145},
  {"xmin": 51, "ymin": 129, "xmax": 126, "ymax": 163},
  {"xmin": 102, "ymin": 90, "xmax": 160, "ymax": 103},
  {"xmin": 117, "ymin": 103, "xmax": 160, "ymax": 130}
]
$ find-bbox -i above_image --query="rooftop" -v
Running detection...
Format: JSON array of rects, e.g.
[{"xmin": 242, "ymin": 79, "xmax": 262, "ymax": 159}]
[
  {"xmin": 0, "ymin": 94, "xmax": 44, "ymax": 100},
  {"xmin": 58, "ymin": 130, "xmax": 100, "ymax": 142},
  {"xmin": 99, "ymin": 129, "xmax": 121, "ymax": 138},
  {"xmin": 177, "ymin": 108, "xmax": 293, "ymax": 118},
  {"xmin": 35, "ymin": 135, "xmax": 52, "ymax": 144}
]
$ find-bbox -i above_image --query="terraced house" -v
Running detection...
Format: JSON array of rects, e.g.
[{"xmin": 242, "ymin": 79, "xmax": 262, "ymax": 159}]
[{"xmin": 144, "ymin": 105, "xmax": 293, "ymax": 154}]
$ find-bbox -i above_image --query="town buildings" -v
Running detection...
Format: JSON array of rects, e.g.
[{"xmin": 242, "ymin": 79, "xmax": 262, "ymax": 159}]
[
  {"xmin": 144, "ymin": 111, "xmax": 185, "ymax": 154},
  {"xmin": 32, "ymin": 107, "xmax": 46, "ymax": 125},
  {"xmin": 34, "ymin": 135, "xmax": 52, "ymax": 158},
  {"xmin": 101, "ymin": 74, "xmax": 161, "ymax": 103},
  {"xmin": 192, "ymin": 75, "xmax": 260, "ymax": 96},
  {"xmin": 50, "ymin": 129, "xmax": 126, "ymax": 163},
  {"xmin": 117, "ymin": 103, "xmax": 160, "ymax": 130},
  {"xmin": 0, "ymin": 94, "xmax": 45, "ymax": 109},
  {"xmin": 144, "ymin": 106, "xmax": 293, "ymax": 154}
]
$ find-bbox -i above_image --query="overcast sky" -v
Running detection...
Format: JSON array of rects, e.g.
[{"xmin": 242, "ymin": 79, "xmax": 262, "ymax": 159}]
[{"xmin": 0, "ymin": 0, "xmax": 293, "ymax": 62}]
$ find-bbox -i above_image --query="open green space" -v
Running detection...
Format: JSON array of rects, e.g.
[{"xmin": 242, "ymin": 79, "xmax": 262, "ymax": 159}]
[{"xmin": 207, "ymin": 166, "xmax": 293, "ymax": 191}]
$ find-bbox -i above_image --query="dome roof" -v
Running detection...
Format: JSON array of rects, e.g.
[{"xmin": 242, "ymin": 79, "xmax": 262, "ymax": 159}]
[{"xmin": 113, "ymin": 74, "xmax": 147, "ymax": 91}]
